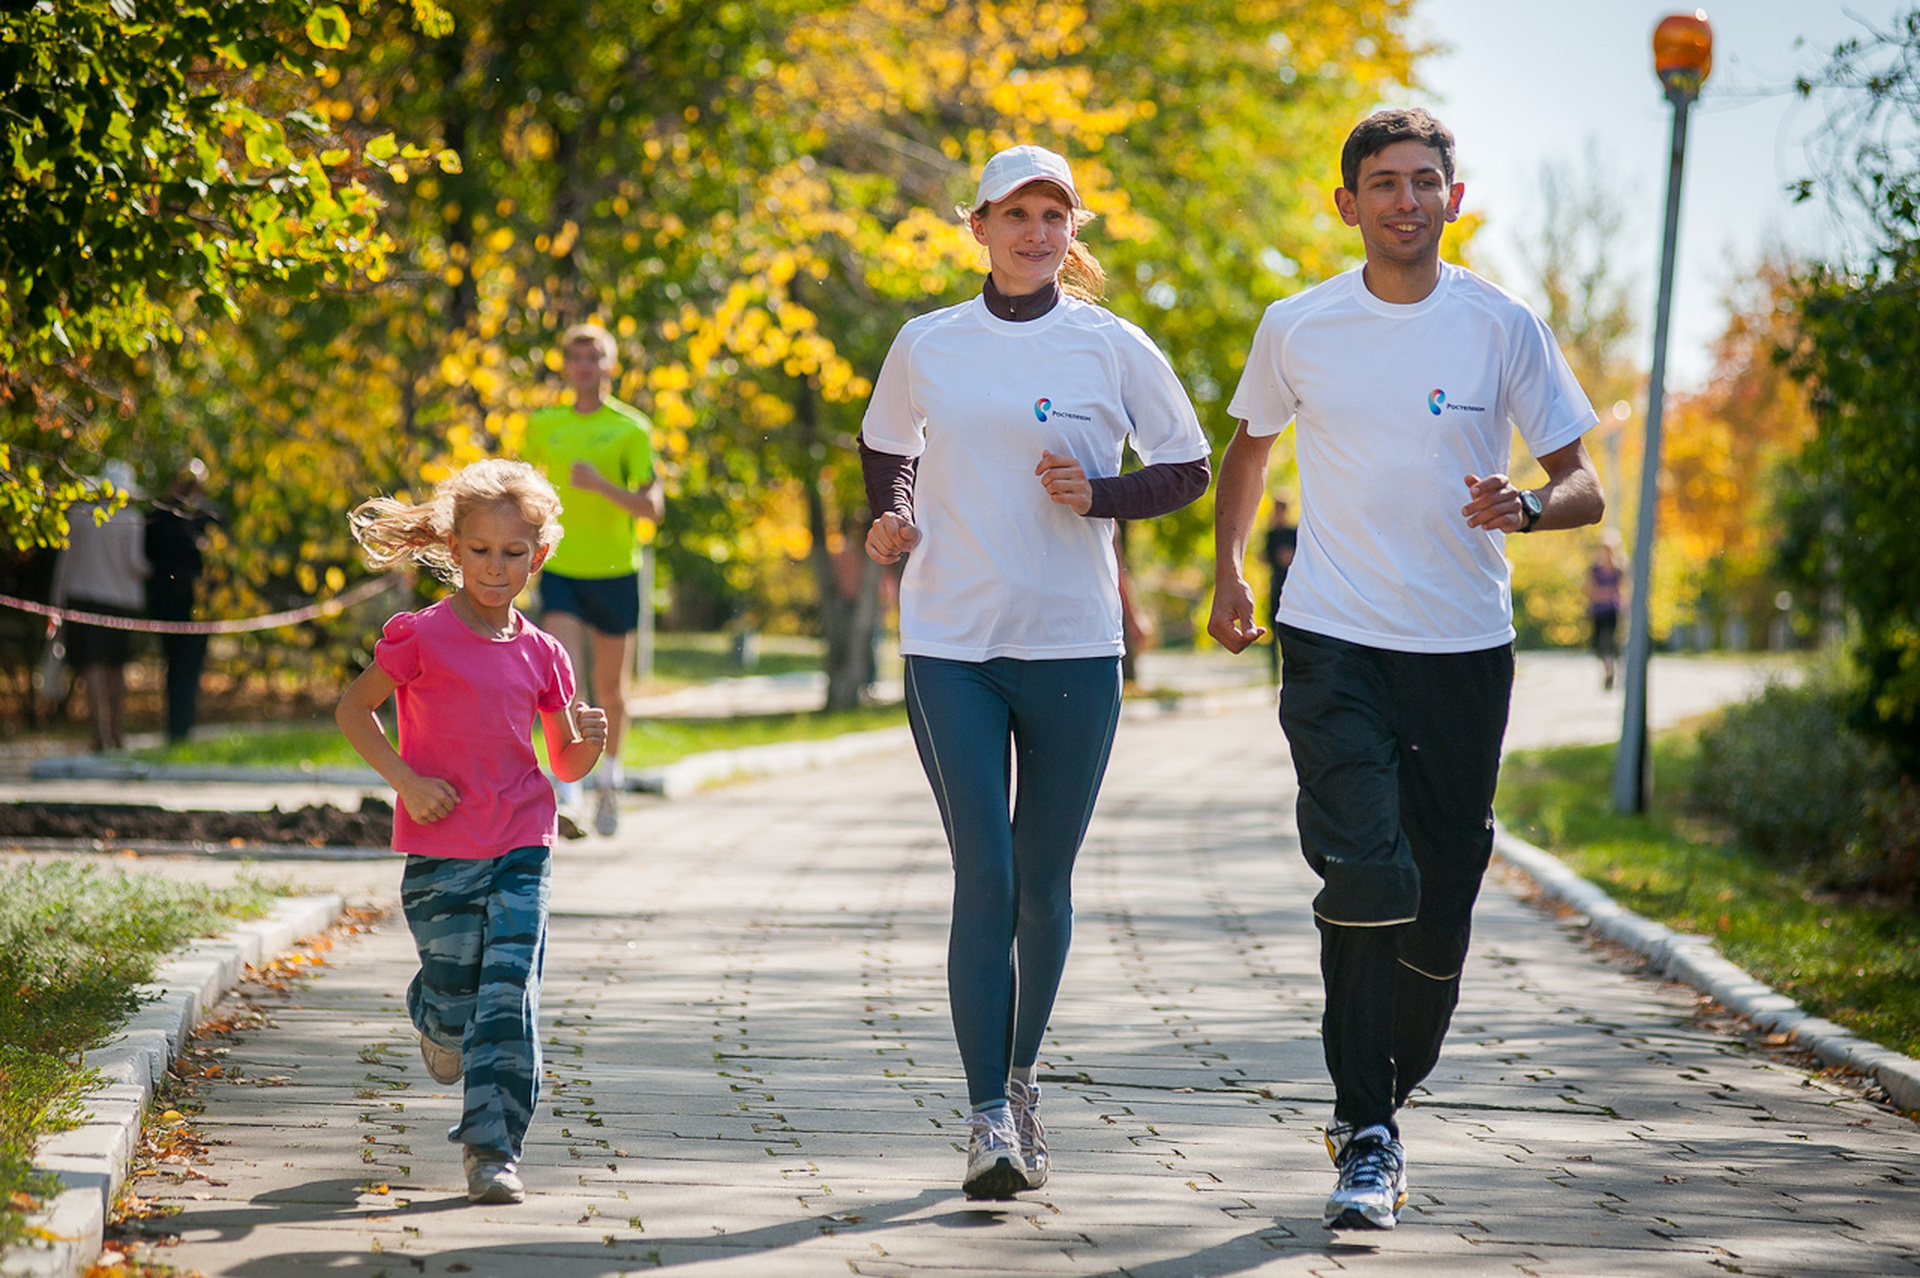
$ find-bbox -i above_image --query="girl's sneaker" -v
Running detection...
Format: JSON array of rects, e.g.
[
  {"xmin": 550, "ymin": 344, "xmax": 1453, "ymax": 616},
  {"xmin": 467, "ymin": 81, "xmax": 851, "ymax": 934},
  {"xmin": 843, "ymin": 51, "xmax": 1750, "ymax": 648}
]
[
  {"xmin": 1007, "ymin": 1077, "xmax": 1048, "ymax": 1188},
  {"xmin": 593, "ymin": 785, "xmax": 620, "ymax": 836},
  {"xmin": 962, "ymin": 1104, "xmax": 1027, "ymax": 1200},
  {"xmin": 462, "ymin": 1146, "xmax": 526, "ymax": 1204},
  {"xmin": 419, "ymin": 1032, "xmax": 462, "ymax": 1084}
]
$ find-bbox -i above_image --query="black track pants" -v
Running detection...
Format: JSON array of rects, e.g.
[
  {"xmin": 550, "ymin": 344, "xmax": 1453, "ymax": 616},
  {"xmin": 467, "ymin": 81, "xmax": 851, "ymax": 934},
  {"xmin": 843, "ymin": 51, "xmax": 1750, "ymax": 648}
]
[{"xmin": 1277, "ymin": 624, "xmax": 1514, "ymax": 1134}]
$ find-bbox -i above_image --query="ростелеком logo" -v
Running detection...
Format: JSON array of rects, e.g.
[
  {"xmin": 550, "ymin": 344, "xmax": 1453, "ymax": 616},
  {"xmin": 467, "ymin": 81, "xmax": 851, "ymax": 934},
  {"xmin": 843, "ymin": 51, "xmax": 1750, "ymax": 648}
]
[
  {"xmin": 1034, "ymin": 397, "xmax": 1052, "ymax": 422},
  {"xmin": 1428, "ymin": 388, "xmax": 1446, "ymax": 416}
]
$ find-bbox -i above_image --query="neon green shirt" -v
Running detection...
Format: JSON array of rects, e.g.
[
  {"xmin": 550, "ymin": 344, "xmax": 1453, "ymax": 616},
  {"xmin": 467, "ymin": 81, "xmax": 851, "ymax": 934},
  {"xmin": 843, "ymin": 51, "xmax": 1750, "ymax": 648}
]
[{"xmin": 522, "ymin": 398, "xmax": 657, "ymax": 579}]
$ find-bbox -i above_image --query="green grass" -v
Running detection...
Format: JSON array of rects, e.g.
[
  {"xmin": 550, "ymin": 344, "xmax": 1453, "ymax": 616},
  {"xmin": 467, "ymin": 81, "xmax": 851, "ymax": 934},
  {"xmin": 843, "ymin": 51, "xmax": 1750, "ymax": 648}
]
[
  {"xmin": 1497, "ymin": 736, "xmax": 1920, "ymax": 1062},
  {"xmin": 619, "ymin": 704, "xmax": 906, "ymax": 765},
  {"xmin": 646, "ymin": 631, "xmax": 833, "ymax": 685},
  {"xmin": 136, "ymin": 702, "xmax": 907, "ymax": 774},
  {"xmin": 0, "ymin": 863, "xmax": 278, "ymax": 1247},
  {"xmin": 133, "ymin": 631, "xmax": 881, "ymax": 774}
]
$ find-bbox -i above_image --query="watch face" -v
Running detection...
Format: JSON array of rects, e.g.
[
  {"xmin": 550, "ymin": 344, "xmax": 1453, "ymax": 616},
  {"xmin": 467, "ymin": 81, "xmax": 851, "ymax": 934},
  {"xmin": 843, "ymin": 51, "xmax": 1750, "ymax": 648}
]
[{"xmin": 1520, "ymin": 491, "xmax": 1542, "ymax": 528}]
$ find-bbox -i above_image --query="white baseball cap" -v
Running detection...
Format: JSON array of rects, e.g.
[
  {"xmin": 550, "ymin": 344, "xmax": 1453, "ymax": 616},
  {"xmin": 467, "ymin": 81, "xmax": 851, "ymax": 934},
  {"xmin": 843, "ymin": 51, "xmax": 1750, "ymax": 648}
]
[{"xmin": 973, "ymin": 145, "xmax": 1081, "ymax": 209}]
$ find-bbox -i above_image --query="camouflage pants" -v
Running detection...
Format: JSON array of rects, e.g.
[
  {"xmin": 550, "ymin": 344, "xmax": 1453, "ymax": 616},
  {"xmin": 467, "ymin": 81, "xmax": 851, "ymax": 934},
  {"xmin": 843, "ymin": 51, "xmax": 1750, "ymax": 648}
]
[{"xmin": 401, "ymin": 845, "xmax": 551, "ymax": 1162}]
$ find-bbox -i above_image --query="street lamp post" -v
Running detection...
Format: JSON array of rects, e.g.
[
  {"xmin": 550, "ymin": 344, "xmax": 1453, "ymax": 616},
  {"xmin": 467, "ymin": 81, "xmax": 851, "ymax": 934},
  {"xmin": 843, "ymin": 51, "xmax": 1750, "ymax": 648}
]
[{"xmin": 1613, "ymin": 11, "xmax": 1713, "ymax": 815}]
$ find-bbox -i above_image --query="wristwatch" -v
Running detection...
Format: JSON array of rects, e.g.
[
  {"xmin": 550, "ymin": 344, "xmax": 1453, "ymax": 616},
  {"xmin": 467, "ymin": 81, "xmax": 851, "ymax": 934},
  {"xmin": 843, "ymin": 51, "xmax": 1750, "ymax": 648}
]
[{"xmin": 1516, "ymin": 489, "xmax": 1543, "ymax": 533}]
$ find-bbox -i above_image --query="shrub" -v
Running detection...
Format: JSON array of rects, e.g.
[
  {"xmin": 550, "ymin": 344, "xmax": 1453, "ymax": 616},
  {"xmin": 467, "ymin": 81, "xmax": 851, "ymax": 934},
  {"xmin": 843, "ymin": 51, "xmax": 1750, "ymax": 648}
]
[
  {"xmin": 1857, "ymin": 777, "xmax": 1920, "ymax": 901},
  {"xmin": 1688, "ymin": 670, "xmax": 1917, "ymax": 897}
]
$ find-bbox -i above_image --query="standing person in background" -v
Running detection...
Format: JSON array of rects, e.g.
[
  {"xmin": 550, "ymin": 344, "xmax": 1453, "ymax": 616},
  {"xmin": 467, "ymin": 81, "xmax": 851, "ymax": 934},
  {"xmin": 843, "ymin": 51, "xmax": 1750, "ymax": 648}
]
[
  {"xmin": 50, "ymin": 460, "xmax": 150, "ymax": 752},
  {"xmin": 1586, "ymin": 534, "xmax": 1625, "ymax": 691},
  {"xmin": 146, "ymin": 459, "xmax": 222, "ymax": 742},
  {"xmin": 520, "ymin": 322, "xmax": 663, "ymax": 838},
  {"xmin": 862, "ymin": 144, "xmax": 1211, "ymax": 1200},
  {"xmin": 1208, "ymin": 109, "xmax": 1603, "ymax": 1232},
  {"xmin": 1260, "ymin": 495, "xmax": 1297, "ymax": 684},
  {"xmin": 337, "ymin": 457, "xmax": 607, "ymax": 1205}
]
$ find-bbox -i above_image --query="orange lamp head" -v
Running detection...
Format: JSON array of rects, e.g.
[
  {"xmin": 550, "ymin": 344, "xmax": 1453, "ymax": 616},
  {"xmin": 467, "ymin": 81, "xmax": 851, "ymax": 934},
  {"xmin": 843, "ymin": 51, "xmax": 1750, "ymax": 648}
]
[{"xmin": 1653, "ymin": 11, "xmax": 1713, "ymax": 95}]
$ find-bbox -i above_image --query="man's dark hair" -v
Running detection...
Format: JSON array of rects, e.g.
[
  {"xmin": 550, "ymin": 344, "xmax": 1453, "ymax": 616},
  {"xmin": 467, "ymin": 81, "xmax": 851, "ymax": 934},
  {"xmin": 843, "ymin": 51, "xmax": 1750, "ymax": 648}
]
[{"xmin": 1340, "ymin": 108, "xmax": 1456, "ymax": 192}]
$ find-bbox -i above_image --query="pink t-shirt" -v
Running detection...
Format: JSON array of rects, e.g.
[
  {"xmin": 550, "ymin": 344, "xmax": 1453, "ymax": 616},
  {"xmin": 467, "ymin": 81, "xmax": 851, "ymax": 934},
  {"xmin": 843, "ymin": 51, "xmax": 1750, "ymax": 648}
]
[{"xmin": 374, "ymin": 598, "xmax": 576, "ymax": 858}]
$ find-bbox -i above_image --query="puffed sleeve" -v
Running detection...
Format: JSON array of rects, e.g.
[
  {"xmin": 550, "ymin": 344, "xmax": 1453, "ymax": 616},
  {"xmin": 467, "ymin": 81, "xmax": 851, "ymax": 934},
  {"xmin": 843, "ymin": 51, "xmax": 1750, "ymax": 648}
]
[{"xmin": 373, "ymin": 612, "xmax": 423, "ymax": 686}]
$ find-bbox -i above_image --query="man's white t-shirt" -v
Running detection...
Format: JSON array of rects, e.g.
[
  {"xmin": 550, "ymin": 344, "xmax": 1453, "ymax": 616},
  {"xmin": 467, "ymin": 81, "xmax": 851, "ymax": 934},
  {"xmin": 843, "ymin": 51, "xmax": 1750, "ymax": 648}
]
[
  {"xmin": 1229, "ymin": 263, "xmax": 1597, "ymax": 654},
  {"xmin": 863, "ymin": 294, "xmax": 1209, "ymax": 661}
]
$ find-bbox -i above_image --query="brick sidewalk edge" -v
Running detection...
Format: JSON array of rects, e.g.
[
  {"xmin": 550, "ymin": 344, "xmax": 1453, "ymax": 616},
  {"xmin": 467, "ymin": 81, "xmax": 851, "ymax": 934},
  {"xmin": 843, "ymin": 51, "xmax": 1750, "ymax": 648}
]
[
  {"xmin": 2, "ymin": 894, "xmax": 344, "ymax": 1278},
  {"xmin": 1493, "ymin": 830, "xmax": 1920, "ymax": 1114}
]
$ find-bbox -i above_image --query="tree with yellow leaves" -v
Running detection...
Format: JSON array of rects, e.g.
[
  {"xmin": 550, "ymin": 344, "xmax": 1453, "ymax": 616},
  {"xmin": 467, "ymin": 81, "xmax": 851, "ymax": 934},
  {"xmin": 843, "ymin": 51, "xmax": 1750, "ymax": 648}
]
[
  {"xmin": 1660, "ymin": 258, "xmax": 1818, "ymax": 649},
  {"xmin": 92, "ymin": 0, "xmax": 1430, "ymax": 713}
]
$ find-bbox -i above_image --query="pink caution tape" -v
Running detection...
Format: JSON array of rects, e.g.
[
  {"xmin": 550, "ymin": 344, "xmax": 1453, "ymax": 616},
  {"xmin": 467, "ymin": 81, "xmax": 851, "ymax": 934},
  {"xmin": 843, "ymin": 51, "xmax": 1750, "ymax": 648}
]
[{"xmin": 2, "ymin": 573, "xmax": 403, "ymax": 635}]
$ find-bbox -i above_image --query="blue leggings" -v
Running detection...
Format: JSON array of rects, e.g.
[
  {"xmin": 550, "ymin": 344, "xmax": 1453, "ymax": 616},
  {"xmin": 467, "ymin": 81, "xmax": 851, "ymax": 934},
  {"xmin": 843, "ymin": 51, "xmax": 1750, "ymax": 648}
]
[
  {"xmin": 401, "ymin": 845, "xmax": 552, "ymax": 1162},
  {"xmin": 904, "ymin": 655, "xmax": 1123, "ymax": 1107}
]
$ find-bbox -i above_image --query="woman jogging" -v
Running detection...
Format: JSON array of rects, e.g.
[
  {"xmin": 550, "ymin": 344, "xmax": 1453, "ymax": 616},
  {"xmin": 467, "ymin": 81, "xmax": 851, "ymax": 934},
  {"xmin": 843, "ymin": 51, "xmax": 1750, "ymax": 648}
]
[
  {"xmin": 336, "ymin": 457, "xmax": 607, "ymax": 1205},
  {"xmin": 1586, "ymin": 535, "xmax": 1625, "ymax": 691},
  {"xmin": 861, "ymin": 144, "xmax": 1211, "ymax": 1199}
]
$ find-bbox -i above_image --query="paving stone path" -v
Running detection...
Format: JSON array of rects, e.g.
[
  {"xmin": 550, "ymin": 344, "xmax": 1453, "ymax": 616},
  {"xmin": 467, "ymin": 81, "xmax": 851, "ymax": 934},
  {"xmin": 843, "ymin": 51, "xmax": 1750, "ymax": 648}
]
[{"xmin": 110, "ymin": 656, "xmax": 1919, "ymax": 1276}]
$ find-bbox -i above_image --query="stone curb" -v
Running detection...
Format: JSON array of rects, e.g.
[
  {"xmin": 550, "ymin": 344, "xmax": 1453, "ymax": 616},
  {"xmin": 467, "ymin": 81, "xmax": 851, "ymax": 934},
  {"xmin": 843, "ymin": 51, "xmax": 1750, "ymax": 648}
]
[
  {"xmin": 1493, "ymin": 829, "xmax": 1920, "ymax": 1114},
  {"xmin": 2, "ymin": 894, "xmax": 344, "ymax": 1278},
  {"xmin": 28, "ymin": 757, "xmax": 383, "ymax": 787}
]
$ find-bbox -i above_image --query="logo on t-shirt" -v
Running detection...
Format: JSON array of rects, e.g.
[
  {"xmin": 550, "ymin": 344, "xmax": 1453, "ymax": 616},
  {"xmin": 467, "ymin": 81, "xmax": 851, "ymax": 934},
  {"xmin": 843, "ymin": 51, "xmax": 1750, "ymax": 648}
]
[
  {"xmin": 1428, "ymin": 388, "xmax": 1487, "ymax": 416},
  {"xmin": 1036, "ymin": 396, "xmax": 1092, "ymax": 423}
]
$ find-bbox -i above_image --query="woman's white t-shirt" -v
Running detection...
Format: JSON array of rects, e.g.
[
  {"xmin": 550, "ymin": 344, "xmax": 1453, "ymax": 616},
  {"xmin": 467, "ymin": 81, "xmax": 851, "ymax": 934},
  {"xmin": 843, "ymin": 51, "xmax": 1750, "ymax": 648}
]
[
  {"xmin": 1228, "ymin": 263, "xmax": 1596, "ymax": 654},
  {"xmin": 863, "ymin": 294, "xmax": 1209, "ymax": 661}
]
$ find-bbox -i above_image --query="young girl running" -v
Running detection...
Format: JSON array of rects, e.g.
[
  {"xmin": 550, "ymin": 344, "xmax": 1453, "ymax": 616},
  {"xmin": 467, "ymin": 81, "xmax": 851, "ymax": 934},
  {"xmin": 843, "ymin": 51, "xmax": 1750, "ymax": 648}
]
[{"xmin": 336, "ymin": 457, "xmax": 607, "ymax": 1205}]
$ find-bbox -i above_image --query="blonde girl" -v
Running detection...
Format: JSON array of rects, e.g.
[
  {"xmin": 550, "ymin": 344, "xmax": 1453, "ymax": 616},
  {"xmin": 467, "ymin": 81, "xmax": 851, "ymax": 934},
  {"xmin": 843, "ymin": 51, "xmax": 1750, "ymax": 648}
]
[{"xmin": 336, "ymin": 457, "xmax": 607, "ymax": 1205}]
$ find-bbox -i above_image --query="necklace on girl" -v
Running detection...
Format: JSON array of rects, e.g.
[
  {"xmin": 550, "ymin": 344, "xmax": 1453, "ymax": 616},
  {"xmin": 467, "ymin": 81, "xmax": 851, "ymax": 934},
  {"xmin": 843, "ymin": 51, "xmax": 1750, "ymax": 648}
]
[{"xmin": 456, "ymin": 593, "xmax": 518, "ymax": 642}]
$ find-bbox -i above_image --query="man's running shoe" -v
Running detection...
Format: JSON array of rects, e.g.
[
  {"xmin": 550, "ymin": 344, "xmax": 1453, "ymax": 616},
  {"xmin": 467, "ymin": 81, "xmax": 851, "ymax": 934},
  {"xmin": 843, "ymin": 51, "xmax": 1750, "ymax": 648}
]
[
  {"xmin": 1007, "ymin": 1076, "xmax": 1048, "ymax": 1189},
  {"xmin": 1322, "ymin": 1123, "xmax": 1407, "ymax": 1230},
  {"xmin": 1324, "ymin": 1117, "xmax": 1355, "ymax": 1164},
  {"xmin": 962, "ymin": 1104, "xmax": 1027, "ymax": 1200}
]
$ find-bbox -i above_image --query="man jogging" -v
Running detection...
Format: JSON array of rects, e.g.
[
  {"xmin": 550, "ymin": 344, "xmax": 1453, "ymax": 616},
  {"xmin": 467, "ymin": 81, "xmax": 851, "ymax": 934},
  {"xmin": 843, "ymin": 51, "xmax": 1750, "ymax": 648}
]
[
  {"xmin": 1209, "ymin": 108, "xmax": 1604, "ymax": 1232},
  {"xmin": 521, "ymin": 322, "xmax": 663, "ymax": 836}
]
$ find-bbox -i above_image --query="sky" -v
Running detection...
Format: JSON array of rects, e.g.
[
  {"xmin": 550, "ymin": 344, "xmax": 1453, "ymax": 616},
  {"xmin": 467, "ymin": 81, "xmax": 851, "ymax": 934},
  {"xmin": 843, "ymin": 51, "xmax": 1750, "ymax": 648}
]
[{"xmin": 1409, "ymin": 0, "xmax": 1908, "ymax": 392}]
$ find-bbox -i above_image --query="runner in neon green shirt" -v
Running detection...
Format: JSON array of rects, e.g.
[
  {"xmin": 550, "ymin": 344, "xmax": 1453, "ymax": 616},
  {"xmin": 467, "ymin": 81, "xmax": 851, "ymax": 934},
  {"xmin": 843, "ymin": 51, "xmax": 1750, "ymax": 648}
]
[{"xmin": 519, "ymin": 323, "xmax": 664, "ymax": 836}]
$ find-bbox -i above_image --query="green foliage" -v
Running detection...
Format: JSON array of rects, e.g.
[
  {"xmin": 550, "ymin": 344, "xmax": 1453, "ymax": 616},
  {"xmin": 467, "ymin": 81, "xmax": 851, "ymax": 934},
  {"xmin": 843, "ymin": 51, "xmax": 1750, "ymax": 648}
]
[
  {"xmin": 0, "ymin": 863, "xmax": 275, "ymax": 1245},
  {"xmin": 8, "ymin": 0, "xmax": 1430, "ymax": 704},
  {"xmin": 1781, "ymin": 260, "xmax": 1920, "ymax": 762},
  {"xmin": 1687, "ymin": 672, "xmax": 1895, "ymax": 860},
  {"xmin": 1688, "ymin": 669, "xmax": 1917, "ymax": 899},
  {"xmin": 1782, "ymin": 9, "xmax": 1920, "ymax": 764},
  {"xmin": 1498, "ymin": 736, "xmax": 1920, "ymax": 1061},
  {"xmin": 0, "ymin": 0, "xmax": 450, "ymax": 550}
]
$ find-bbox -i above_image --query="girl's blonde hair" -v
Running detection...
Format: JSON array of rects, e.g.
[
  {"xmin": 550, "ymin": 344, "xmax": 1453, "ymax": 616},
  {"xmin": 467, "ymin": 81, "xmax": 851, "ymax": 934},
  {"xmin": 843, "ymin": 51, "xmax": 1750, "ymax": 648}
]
[
  {"xmin": 349, "ymin": 458, "xmax": 563, "ymax": 585},
  {"xmin": 965, "ymin": 180, "xmax": 1107, "ymax": 301}
]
